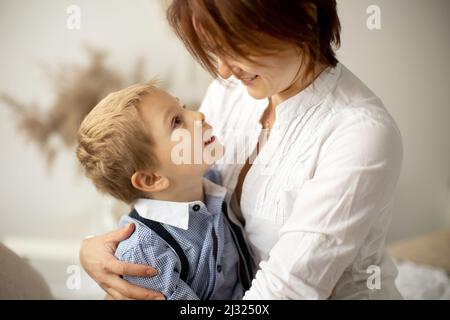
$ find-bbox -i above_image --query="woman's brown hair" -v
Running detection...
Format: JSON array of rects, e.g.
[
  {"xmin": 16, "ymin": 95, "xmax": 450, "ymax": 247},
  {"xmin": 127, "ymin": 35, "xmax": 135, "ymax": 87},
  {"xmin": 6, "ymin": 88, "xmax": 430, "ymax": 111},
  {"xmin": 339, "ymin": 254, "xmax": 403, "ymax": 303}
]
[{"xmin": 166, "ymin": 0, "xmax": 341, "ymax": 77}]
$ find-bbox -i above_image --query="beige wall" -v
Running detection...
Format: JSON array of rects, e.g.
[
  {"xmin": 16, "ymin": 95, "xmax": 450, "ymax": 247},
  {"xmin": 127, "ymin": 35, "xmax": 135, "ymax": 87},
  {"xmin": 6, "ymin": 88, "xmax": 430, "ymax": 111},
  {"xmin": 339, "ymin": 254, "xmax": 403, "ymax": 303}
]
[{"xmin": 337, "ymin": 0, "xmax": 450, "ymax": 242}]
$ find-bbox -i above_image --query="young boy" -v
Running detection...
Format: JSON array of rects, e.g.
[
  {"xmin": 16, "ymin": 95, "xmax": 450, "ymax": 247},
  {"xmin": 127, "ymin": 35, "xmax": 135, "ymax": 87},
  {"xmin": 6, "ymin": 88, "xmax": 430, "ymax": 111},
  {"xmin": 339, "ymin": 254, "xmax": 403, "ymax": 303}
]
[{"xmin": 76, "ymin": 81, "xmax": 253, "ymax": 300}]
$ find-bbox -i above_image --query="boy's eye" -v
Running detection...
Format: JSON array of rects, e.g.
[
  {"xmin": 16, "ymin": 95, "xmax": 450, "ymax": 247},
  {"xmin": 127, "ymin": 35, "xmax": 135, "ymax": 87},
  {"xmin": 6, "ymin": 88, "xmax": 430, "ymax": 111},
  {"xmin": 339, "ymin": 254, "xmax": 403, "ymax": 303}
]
[{"xmin": 172, "ymin": 115, "xmax": 183, "ymax": 128}]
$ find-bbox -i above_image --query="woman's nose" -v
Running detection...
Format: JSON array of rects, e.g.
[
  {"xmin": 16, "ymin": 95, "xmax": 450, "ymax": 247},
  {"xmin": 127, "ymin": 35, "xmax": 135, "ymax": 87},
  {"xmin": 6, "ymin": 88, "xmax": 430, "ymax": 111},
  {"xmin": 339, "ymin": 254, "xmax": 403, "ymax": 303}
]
[
  {"xmin": 231, "ymin": 66, "xmax": 242, "ymax": 75},
  {"xmin": 217, "ymin": 58, "xmax": 233, "ymax": 79},
  {"xmin": 218, "ymin": 58, "xmax": 243, "ymax": 79}
]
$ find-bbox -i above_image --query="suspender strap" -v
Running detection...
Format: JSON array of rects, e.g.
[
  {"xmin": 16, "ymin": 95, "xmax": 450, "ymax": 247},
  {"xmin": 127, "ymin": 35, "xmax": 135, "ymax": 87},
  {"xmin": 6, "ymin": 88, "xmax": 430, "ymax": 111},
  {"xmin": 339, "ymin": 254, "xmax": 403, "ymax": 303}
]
[
  {"xmin": 129, "ymin": 209, "xmax": 190, "ymax": 282},
  {"xmin": 221, "ymin": 202, "xmax": 254, "ymax": 291}
]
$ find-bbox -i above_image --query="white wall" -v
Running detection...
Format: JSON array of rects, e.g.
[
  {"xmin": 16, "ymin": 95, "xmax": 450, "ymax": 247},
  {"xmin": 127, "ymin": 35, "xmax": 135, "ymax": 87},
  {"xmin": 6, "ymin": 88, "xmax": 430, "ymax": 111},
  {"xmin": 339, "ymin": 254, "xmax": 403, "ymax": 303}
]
[{"xmin": 336, "ymin": 0, "xmax": 450, "ymax": 242}]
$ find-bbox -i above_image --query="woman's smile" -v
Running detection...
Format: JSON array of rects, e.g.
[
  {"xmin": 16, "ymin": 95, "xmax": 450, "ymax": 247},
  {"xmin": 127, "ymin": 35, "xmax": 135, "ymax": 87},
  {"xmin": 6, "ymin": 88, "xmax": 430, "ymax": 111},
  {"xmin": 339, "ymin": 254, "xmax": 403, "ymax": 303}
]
[{"xmin": 240, "ymin": 75, "xmax": 258, "ymax": 86}]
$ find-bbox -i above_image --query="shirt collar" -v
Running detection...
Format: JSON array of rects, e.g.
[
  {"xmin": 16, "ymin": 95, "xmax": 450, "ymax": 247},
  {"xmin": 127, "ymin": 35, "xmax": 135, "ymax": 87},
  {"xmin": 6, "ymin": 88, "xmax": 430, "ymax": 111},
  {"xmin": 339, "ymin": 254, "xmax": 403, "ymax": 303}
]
[
  {"xmin": 133, "ymin": 177, "xmax": 227, "ymax": 230},
  {"xmin": 275, "ymin": 63, "xmax": 342, "ymax": 123},
  {"xmin": 243, "ymin": 63, "xmax": 342, "ymax": 127},
  {"xmin": 231, "ymin": 64, "xmax": 342, "ymax": 171}
]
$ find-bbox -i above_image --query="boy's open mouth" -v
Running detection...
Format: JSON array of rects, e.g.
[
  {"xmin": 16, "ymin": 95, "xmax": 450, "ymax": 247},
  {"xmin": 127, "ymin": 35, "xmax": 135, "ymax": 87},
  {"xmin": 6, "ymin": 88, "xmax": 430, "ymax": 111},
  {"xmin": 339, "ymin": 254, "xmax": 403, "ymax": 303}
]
[
  {"xmin": 240, "ymin": 75, "xmax": 258, "ymax": 86},
  {"xmin": 204, "ymin": 135, "xmax": 216, "ymax": 146}
]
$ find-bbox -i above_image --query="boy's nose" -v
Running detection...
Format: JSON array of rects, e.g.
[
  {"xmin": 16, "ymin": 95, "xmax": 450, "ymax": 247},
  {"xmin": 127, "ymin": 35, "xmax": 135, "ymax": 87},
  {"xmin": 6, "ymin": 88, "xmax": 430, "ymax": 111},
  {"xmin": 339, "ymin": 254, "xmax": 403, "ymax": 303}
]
[
  {"xmin": 193, "ymin": 111, "xmax": 205, "ymax": 124},
  {"xmin": 192, "ymin": 110, "xmax": 205, "ymax": 126}
]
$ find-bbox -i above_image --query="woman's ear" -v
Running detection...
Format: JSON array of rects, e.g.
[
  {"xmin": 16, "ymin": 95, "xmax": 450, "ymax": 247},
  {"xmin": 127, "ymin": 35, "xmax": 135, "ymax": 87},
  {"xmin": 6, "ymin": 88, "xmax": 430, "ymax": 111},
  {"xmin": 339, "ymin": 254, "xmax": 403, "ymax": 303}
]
[{"xmin": 131, "ymin": 171, "xmax": 170, "ymax": 194}]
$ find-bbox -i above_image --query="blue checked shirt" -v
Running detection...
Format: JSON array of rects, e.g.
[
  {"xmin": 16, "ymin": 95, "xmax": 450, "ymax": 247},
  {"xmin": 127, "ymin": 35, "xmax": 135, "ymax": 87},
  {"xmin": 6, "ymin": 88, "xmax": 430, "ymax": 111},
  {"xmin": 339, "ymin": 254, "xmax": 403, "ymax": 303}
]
[{"xmin": 115, "ymin": 170, "xmax": 245, "ymax": 300}]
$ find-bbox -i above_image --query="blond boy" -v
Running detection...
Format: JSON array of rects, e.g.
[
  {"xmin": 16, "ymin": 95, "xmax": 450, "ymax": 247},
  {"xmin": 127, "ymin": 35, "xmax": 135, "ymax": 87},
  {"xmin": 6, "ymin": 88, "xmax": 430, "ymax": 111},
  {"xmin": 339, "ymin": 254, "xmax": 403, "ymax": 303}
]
[{"xmin": 77, "ymin": 82, "xmax": 253, "ymax": 300}]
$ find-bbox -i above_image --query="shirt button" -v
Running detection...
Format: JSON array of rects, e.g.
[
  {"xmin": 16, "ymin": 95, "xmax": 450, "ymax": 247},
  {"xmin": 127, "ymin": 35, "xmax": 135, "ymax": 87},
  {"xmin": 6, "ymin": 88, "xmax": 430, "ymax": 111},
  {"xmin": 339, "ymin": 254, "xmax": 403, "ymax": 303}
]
[
  {"xmin": 192, "ymin": 204, "xmax": 201, "ymax": 211},
  {"xmin": 216, "ymin": 265, "xmax": 222, "ymax": 273}
]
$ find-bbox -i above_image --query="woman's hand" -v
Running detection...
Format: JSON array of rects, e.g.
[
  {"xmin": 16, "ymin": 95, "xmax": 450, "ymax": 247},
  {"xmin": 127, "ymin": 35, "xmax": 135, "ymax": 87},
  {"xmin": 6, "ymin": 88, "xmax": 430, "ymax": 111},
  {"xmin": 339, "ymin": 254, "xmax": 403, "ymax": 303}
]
[{"xmin": 80, "ymin": 223, "xmax": 165, "ymax": 300}]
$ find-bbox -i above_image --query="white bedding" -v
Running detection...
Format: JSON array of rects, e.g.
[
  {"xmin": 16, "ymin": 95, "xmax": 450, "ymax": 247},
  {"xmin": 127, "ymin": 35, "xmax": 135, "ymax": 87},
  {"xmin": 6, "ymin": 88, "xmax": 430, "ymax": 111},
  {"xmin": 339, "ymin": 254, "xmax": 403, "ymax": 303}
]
[{"xmin": 395, "ymin": 260, "xmax": 450, "ymax": 300}]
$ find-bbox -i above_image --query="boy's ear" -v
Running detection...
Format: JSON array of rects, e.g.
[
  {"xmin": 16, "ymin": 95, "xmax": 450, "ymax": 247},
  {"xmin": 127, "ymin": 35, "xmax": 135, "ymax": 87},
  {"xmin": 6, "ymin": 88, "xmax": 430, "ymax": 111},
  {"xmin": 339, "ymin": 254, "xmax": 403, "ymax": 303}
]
[{"xmin": 131, "ymin": 171, "xmax": 170, "ymax": 194}]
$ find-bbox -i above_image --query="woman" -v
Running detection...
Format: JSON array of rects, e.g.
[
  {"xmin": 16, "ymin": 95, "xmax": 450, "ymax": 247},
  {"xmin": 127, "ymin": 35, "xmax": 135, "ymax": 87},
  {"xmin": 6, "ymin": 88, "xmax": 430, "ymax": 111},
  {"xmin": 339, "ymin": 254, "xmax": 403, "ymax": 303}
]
[{"xmin": 80, "ymin": 0, "xmax": 403, "ymax": 299}]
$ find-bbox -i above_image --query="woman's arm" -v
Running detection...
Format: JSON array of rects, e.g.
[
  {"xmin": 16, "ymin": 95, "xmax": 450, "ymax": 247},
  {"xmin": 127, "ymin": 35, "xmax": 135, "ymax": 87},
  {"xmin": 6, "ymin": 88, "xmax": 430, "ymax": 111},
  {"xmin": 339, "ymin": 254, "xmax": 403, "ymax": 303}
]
[{"xmin": 79, "ymin": 223, "xmax": 165, "ymax": 300}]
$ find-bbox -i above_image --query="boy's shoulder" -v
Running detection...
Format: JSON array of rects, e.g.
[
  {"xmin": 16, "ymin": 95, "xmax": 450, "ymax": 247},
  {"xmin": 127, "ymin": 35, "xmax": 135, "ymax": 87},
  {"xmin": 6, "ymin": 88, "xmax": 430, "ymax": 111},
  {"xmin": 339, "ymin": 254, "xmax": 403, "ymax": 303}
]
[{"xmin": 115, "ymin": 214, "xmax": 167, "ymax": 259}]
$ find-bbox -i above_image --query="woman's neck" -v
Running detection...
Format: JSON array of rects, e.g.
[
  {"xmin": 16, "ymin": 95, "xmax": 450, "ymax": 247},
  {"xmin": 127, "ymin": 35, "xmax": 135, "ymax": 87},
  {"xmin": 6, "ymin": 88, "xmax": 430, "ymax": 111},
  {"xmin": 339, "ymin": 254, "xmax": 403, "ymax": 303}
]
[{"xmin": 271, "ymin": 62, "xmax": 329, "ymax": 108}]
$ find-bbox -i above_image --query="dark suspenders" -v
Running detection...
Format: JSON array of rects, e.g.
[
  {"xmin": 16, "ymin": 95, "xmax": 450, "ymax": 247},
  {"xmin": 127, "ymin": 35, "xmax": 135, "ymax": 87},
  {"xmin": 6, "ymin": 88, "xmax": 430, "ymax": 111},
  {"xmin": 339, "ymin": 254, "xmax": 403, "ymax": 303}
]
[
  {"xmin": 129, "ymin": 209, "xmax": 190, "ymax": 282},
  {"xmin": 129, "ymin": 203, "xmax": 254, "ymax": 291},
  {"xmin": 221, "ymin": 202, "xmax": 254, "ymax": 291}
]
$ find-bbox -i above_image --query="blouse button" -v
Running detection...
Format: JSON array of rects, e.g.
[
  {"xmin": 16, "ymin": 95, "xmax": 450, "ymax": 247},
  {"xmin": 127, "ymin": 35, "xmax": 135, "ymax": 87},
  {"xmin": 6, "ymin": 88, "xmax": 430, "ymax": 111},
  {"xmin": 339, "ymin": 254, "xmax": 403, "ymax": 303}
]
[
  {"xmin": 216, "ymin": 265, "xmax": 222, "ymax": 273},
  {"xmin": 319, "ymin": 234, "xmax": 328, "ymax": 242},
  {"xmin": 192, "ymin": 204, "xmax": 201, "ymax": 211}
]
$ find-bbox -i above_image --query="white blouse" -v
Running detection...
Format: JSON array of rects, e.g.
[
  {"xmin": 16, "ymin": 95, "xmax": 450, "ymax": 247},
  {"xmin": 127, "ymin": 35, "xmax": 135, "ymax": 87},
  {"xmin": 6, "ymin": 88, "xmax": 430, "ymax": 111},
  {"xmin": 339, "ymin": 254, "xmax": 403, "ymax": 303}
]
[{"xmin": 199, "ymin": 63, "xmax": 403, "ymax": 299}]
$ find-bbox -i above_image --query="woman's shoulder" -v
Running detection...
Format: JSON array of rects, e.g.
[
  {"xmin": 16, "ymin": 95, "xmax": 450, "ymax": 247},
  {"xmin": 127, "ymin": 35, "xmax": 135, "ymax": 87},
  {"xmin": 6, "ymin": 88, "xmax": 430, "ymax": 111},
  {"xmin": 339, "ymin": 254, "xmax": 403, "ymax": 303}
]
[
  {"xmin": 311, "ymin": 64, "xmax": 404, "ymax": 166},
  {"xmin": 326, "ymin": 64, "xmax": 401, "ymax": 135}
]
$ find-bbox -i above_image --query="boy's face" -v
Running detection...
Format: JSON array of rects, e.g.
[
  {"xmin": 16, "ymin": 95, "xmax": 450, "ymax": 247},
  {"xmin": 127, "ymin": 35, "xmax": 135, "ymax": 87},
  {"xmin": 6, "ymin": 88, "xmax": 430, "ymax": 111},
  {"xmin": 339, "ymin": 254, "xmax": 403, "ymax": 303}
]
[{"xmin": 137, "ymin": 88, "xmax": 223, "ymax": 183}]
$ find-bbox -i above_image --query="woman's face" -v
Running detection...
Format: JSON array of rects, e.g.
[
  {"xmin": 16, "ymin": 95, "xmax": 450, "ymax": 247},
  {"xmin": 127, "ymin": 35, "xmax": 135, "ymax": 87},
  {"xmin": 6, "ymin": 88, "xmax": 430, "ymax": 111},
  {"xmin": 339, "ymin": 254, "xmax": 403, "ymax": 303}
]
[{"xmin": 217, "ymin": 45, "xmax": 305, "ymax": 100}]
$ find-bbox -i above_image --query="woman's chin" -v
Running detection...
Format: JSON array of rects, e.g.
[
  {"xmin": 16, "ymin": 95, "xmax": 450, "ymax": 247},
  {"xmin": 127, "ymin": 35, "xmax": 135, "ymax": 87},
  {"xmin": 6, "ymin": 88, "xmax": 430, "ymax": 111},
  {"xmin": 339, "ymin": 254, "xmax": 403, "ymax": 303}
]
[{"xmin": 246, "ymin": 86, "xmax": 269, "ymax": 100}]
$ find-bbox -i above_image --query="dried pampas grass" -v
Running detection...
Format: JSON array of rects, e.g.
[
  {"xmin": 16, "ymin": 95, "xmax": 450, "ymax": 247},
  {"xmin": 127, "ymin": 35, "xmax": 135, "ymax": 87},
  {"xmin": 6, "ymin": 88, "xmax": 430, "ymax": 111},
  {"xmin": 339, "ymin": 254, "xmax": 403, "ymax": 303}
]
[{"xmin": 1, "ymin": 47, "xmax": 146, "ymax": 168}]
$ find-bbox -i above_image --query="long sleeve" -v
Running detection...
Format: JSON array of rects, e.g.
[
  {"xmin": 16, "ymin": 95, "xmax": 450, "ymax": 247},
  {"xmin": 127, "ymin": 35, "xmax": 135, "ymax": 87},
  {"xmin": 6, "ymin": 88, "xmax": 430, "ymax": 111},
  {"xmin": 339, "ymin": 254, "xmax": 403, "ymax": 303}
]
[
  {"xmin": 243, "ymin": 114, "xmax": 403, "ymax": 299},
  {"xmin": 117, "ymin": 242, "xmax": 199, "ymax": 300}
]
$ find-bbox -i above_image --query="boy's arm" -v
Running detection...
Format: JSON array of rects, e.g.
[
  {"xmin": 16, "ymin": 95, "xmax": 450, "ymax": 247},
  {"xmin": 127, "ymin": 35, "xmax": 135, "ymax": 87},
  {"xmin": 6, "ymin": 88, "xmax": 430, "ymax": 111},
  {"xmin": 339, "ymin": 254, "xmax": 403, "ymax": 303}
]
[{"xmin": 117, "ymin": 242, "xmax": 199, "ymax": 300}]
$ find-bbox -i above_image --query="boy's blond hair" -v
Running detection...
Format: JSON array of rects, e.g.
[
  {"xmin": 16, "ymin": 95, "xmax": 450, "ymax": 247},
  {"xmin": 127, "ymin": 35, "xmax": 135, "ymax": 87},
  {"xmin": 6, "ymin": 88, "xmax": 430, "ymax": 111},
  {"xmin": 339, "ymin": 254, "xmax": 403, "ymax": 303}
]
[{"xmin": 76, "ymin": 82, "xmax": 158, "ymax": 204}]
